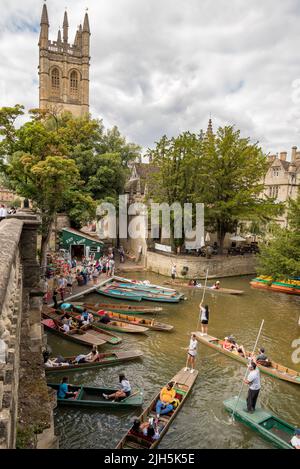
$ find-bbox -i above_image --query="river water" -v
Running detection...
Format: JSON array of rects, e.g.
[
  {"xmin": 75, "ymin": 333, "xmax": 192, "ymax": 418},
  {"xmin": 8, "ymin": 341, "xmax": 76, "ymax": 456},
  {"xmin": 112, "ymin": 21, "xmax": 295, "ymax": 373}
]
[{"xmin": 47, "ymin": 274, "xmax": 300, "ymax": 449}]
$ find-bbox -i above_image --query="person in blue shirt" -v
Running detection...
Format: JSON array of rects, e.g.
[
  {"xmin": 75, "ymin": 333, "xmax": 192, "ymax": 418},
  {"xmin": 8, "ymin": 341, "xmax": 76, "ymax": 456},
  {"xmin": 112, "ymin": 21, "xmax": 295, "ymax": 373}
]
[{"xmin": 57, "ymin": 376, "xmax": 77, "ymax": 399}]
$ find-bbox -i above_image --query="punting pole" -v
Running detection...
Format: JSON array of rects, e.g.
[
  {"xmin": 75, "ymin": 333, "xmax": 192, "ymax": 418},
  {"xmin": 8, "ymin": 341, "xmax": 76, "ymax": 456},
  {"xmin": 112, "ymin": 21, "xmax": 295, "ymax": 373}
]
[
  {"xmin": 231, "ymin": 319, "xmax": 264, "ymax": 422},
  {"xmin": 196, "ymin": 268, "xmax": 209, "ymax": 331}
]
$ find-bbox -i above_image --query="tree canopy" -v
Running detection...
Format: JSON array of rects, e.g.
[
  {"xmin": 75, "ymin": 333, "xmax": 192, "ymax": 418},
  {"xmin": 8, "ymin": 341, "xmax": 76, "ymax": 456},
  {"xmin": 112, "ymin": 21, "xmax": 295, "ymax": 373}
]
[
  {"xmin": 257, "ymin": 194, "xmax": 300, "ymax": 279},
  {"xmin": 149, "ymin": 126, "xmax": 282, "ymax": 252},
  {"xmin": 0, "ymin": 105, "xmax": 141, "ymax": 265}
]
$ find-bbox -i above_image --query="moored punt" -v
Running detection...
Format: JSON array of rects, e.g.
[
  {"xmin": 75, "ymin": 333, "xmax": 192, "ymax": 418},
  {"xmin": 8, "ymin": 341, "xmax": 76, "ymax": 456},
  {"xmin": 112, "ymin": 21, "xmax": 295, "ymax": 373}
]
[
  {"xmin": 48, "ymin": 383, "xmax": 144, "ymax": 408},
  {"xmin": 116, "ymin": 367, "xmax": 198, "ymax": 449},
  {"xmin": 93, "ymin": 317, "xmax": 149, "ymax": 334},
  {"xmin": 113, "ymin": 282, "xmax": 178, "ymax": 296},
  {"xmin": 250, "ymin": 276, "xmax": 300, "ymax": 296},
  {"xmin": 223, "ymin": 397, "xmax": 295, "ymax": 449},
  {"xmin": 73, "ymin": 302, "xmax": 163, "ymax": 315},
  {"xmin": 193, "ymin": 332, "xmax": 300, "ymax": 385},
  {"xmin": 45, "ymin": 350, "xmax": 144, "ymax": 374},
  {"xmin": 164, "ymin": 281, "xmax": 244, "ymax": 295},
  {"xmin": 114, "ymin": 276, "xmax": 178, "ymax": 294},
  {"xmin": 97, "ymin": 287, "xmax": 143, "ymax": 302},
  {"xmin": 42, "ymin": 316, "xmax": 106, "ymax": 348},
  {"xmin": 75, "ymin": 306, "xmax": 173, "ymax": 332},
  {"xmin": 110, "ymin": 286, "xmax": 183, "ymax": 303},
  {"xmin": 43, "ymin": 307, "xmax": 122, "ymax": 345}
]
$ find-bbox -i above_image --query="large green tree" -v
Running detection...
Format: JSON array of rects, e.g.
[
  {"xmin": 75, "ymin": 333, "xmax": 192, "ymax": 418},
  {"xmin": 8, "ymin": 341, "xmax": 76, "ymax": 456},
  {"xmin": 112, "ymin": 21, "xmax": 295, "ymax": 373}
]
[
  {"xmin": 0, "ymin": 105, "xmax": 140, "ymax": 262},
  {"xmin": 257, "ymin": 193, "xmax": 300, "ymax": 279},
  {"xmin": 149, "ymin": 126, "xmax": 282, "ymax": 252}
]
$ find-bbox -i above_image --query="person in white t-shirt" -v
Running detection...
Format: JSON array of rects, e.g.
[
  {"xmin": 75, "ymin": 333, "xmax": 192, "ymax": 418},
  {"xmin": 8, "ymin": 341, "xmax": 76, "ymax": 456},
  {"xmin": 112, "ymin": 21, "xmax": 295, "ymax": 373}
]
[
  {"xmin": 291, "ymin": 429, "xmax": 300, "ymax": 449},
  {"xmin": 244, "ymin": 361, "xmax": 261, "ymax": 413},
  {"xmin": 184, "ymin": 333, "xmax": 198, "ymax": 373}
]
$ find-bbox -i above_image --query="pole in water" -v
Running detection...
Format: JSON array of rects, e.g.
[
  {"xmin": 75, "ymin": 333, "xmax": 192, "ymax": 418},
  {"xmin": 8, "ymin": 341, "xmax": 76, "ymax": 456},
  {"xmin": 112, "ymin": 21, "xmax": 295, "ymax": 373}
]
[{"xmin": 231, "ymin": 319, "xmax": 264, "ymax": 422}]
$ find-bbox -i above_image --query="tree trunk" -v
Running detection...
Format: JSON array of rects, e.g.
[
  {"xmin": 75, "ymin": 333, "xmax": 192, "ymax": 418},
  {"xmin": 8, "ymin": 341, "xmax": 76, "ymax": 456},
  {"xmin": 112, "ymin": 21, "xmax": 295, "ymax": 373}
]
[{"xmin": 218, "ymin": 229, "xmax": 226, "ymax": 255}]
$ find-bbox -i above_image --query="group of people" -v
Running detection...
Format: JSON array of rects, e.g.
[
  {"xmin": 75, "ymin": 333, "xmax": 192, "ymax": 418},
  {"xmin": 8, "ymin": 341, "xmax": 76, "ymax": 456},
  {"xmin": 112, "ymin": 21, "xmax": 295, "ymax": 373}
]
[{"xmin": 0, "ymin": 204, "xmax": 17, "ymax": 221}]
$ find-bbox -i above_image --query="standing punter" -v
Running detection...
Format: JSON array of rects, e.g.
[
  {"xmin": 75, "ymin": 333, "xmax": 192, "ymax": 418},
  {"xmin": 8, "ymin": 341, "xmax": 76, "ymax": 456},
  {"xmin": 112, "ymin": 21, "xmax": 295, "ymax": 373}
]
[
  {"xmin": 244, "ymin": 361, "xmax": 261, "ymax": 413},
  {"xmin": 184, "ymin": 333, "xmax": 198, "ymax": 374}
]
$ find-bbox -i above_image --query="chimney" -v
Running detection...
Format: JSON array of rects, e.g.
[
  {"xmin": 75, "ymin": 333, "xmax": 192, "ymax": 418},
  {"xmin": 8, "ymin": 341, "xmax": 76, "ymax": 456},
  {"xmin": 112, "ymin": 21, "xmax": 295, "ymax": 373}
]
[
  {"xmin": 291, "ymin": 146, "xmax": 297, "ymax": 162},
  {"xmin": 279, "ymin": 151, "xmax": 287, "ymax": 161}
]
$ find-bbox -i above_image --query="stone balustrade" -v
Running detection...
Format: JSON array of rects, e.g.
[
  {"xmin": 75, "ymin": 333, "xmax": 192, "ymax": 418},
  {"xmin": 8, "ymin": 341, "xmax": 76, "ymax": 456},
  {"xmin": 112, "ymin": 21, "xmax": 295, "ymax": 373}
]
[{"xmin": 0, "ymin": 212, "xmax": 57, "ymax": 449}]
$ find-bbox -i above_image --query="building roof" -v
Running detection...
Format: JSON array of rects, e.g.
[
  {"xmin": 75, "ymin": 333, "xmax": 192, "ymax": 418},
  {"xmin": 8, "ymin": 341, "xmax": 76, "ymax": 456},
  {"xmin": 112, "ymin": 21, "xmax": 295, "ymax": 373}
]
[
  {"xmin": 61, "ymin": 227, "xmax": 104, "ymax": 245},
  {"xmin": 125, "ymin": 163, "xmax": 158, "ymax": 195}
]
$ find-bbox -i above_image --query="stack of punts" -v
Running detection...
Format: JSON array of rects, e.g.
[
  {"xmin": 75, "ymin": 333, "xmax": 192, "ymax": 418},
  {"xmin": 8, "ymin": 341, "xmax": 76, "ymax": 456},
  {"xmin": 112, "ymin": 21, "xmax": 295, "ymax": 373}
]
[
  {"xmin": 193, "ymin": 333, "xmax": 300, "ymax": 385},
  {"xmin": 42, "ymin": 307, "xmax": 122, "ymax": 346},
  {"xmin": 73, "ymin": 302, "xmax": 163, "ymax": 315},
  {"xmin": 45, "ymin": 350, "xmax": 144, "ymax": 374},
  {"xmin": 164, "ymin": 281, "xmax": 244, "ymax": 295},
  {"xmin": 48, "ymin": 383, "xmax": 144, "ymax": 408},
  {"xmin": 97, "ymin": 285, "xmax": 183, "ymax": 303},
  {"xmin": 250, "ymin": 276, "xmax": 300, "ymax": 295},
  {"xmin": 74, "ymin": 305, "xmax": 173, "ymax": 332},
  {"xmin": 116, "ymin": 368, "xmax": 198, "ymax": 449},
  {"xmin": 224, "ymin": 397, "xmax": 296, "ymax": 449}
]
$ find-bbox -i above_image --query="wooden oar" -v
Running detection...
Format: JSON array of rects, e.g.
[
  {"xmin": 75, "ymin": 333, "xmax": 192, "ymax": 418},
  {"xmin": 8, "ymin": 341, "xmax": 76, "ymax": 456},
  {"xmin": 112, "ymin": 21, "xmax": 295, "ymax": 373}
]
[
  {"xmin": 231, "ymin": 319, "xmax": 264, "ymax": 422},
  {"xmin": 121, "ymin": 389, "xmax": 142, "ymax": 402}
]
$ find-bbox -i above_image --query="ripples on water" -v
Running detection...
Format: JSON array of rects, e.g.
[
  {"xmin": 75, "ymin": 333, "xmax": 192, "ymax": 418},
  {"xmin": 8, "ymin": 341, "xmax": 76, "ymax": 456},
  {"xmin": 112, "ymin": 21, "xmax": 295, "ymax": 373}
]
[{"xmin": 48, "ymin": 274, "xmax": 300, "ymax": 449}]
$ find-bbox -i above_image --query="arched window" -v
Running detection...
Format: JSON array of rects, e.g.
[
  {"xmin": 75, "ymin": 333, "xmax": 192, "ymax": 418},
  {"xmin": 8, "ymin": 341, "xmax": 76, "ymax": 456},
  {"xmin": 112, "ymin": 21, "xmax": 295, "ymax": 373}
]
[
  {"xmin": 51, "ymin": 68, "xmax": 60, "ymax": 90},
  {"xmin": 70, "ymin": 70, "xmax": 79, "ymax": 96}
]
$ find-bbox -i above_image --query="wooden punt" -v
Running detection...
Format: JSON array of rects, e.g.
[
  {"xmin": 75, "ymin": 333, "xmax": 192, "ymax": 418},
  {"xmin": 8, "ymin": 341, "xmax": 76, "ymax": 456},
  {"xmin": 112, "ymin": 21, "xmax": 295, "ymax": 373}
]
[
  {"xmin": 164, "ymin": 281, "xmax": 244, "ymax": 295},
  {"xmin": 74, "ymin": 306, "xmax": 173, "ymax": 332},
  {"xmin": 42, "ymin": 307, "xmax": 122, "ymax": 345},
  {"xmin": 72, "ymin": 302, "xmax": 163, "ymax": 315},
  {"xmin": 111, "ymin": 286, "xmax": 183, "ymax": 303},
  {"xmin": 42, "ymin": 316, "xmax": 106, "ymax": 348},
  {"xmin": 113, "ymin": 282, "xmax": 178, "ymax": 296},
  {"xmin": 116, "ymin": 367, "xmax": 198, "ymax": 449},
  {"xmin": 97, "ymin": 287, "xmax": 143, "ymax": 302},
  {"xmin": 48, "ymin": 383, "xmax": 144, "ymax": 408},
  {"xmin": 45, "ymin": 350, "xmax": 144, "ymax": 374},
  {"xmin": 250, "ymin": 277, "xmax": 300, "ymax": 296},
  {"xmin": 224, "ymin": 397, "xmax": 296, "ymax": 449},
  {"xmin": 114, "ymin": 276, "xmax": 178, "ymax": 293},
  {"xmin": 193, "ymin": 332, "xmax": 300, "ymax": 385}
]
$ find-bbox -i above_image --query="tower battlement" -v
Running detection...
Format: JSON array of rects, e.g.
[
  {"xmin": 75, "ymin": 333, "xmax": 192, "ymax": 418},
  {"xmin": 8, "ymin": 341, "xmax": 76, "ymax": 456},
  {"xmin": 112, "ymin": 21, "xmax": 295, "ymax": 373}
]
[{"xmin": 38, "ymin": 4, "xmax": 90, "ymax": 117}]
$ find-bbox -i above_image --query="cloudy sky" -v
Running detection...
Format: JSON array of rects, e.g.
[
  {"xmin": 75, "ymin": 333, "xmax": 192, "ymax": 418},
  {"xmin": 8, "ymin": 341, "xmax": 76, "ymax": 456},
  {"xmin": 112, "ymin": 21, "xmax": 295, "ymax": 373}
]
[{"xmin": 1, "ymin": 0, "xmax": 300, "ymax": 155}]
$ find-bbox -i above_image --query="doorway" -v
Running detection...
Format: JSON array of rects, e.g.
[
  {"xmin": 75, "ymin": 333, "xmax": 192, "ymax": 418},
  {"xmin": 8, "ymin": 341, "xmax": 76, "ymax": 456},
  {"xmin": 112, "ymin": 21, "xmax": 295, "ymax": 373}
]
[{"xmin": 71, "ymin": 244, "xmax": 85, "ymax": 260}]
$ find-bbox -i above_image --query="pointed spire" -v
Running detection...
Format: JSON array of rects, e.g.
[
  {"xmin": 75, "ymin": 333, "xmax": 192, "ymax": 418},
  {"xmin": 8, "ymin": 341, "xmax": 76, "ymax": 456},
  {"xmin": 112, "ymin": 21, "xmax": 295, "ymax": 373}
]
[
  {"xmin": 57, "ymin": 28, "xmax": 62, "ymax": 44},
  {"xmin": 40, "ymin": 2, "xmax": 49, "ymax": 26},
  {"xmin": 83, "ymin": 12, "xmax": 90, "ymax": 33},
  {"xmin": 206, "ymin": 118, "xmax": 213, "ymax": 136},
  {"xmin": 63, "ymin": 10, "xmax": 69, "ymax": 43}
]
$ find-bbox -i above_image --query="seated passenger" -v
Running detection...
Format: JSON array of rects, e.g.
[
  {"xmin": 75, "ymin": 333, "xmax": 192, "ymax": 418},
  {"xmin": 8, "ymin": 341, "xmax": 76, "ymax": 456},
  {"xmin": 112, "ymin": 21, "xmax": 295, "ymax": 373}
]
[
  {"xmin": 57, "ymin": 377, "xmax": 77, "ymax": 399},
  {"xmin": 80, "ymin": 309, "xmax": 90, "ymax": 325},
  {"xmin": 103, "ymin": 373, "xmax": 131, "ymax": 401},
  {"xmin": 132, "ymin": 417, "xmax": 163, "ymax": 441},
  {"xmin": 155, "ymin": 381, "xmax": 176, "ymax": 418},
  {"xmin": 255, "ymin": 347, "xmax": 270, "ymax": 365},
  {"xmin": 211, "ymin": 280, "xmax": 220, "ymax": 290},
  {"xmin": 223, "ymin": 337, "xmax": 234, "ymax": 350},
  {"xmin": 99, "ymin": 313, "xmax": 111, "ymax": 324}
]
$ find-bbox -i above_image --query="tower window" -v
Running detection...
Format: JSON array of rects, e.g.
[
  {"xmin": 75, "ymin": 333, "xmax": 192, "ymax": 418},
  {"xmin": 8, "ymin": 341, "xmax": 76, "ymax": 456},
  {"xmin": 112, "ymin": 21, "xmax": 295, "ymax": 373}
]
[
  {"xmin": 70, "ymin": 70, "xmax": 79, "ymax": 97},
  {"xmin": 51, "ymin": 68, "xmax": 60, "ymax": 90}
]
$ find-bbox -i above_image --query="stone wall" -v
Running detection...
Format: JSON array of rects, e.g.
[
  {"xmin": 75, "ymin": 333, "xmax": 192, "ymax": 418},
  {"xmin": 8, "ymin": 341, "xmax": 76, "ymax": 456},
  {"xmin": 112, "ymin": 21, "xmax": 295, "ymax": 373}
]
[
  {"xmin": 0, "ymin": 213, "xmax": 57, "ymax": 449},
  {"xmin": 146, "ymin": 250, "xmax": 257, "ymax": 279}
]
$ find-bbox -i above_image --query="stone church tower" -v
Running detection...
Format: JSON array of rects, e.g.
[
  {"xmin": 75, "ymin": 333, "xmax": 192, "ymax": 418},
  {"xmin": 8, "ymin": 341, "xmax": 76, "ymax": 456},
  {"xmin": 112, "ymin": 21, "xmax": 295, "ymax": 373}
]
[{"xmin": 38, "ymin": 3, "xmax": 90, "ymax": 117}]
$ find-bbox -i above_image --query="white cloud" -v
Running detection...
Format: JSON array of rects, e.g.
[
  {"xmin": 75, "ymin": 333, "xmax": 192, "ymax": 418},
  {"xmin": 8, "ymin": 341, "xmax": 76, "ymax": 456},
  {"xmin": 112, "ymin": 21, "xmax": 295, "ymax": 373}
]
[{"xmin": 0, "ymin": 0, "xmax": 300, "ymax": 155}]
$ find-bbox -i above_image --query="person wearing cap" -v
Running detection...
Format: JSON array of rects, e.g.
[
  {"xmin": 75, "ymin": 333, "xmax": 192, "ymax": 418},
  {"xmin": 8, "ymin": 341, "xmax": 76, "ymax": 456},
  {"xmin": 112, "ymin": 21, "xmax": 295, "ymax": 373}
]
[
  {"xmin": 291, "ymin": 429, "xmax": 300, "ymax": 449},
  {"xmin": 155, "ymin": 381, "xmax": 176, "ymax": 418},
  {"xmin": 244, "ymin": 361, "xmax": 261, "ymax": 413},
  {"xmin": 211, "ymin": 280, "xmax": 220, "ymax": 290}
]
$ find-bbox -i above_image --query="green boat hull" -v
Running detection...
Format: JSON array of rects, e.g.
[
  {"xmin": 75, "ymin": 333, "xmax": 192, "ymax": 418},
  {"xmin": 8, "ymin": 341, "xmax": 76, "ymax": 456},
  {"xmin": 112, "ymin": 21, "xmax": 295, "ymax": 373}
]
[
  {"xmin": 97, "ymin": 289, "xmax": 142, "ymax": 301},
  {"xmin": 224, "ymin": 397, "xmax": 295, "ymax": 449},
  {"xmin": 48, "ymin": 384, "xmax": 143, "ymax": 408}
]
